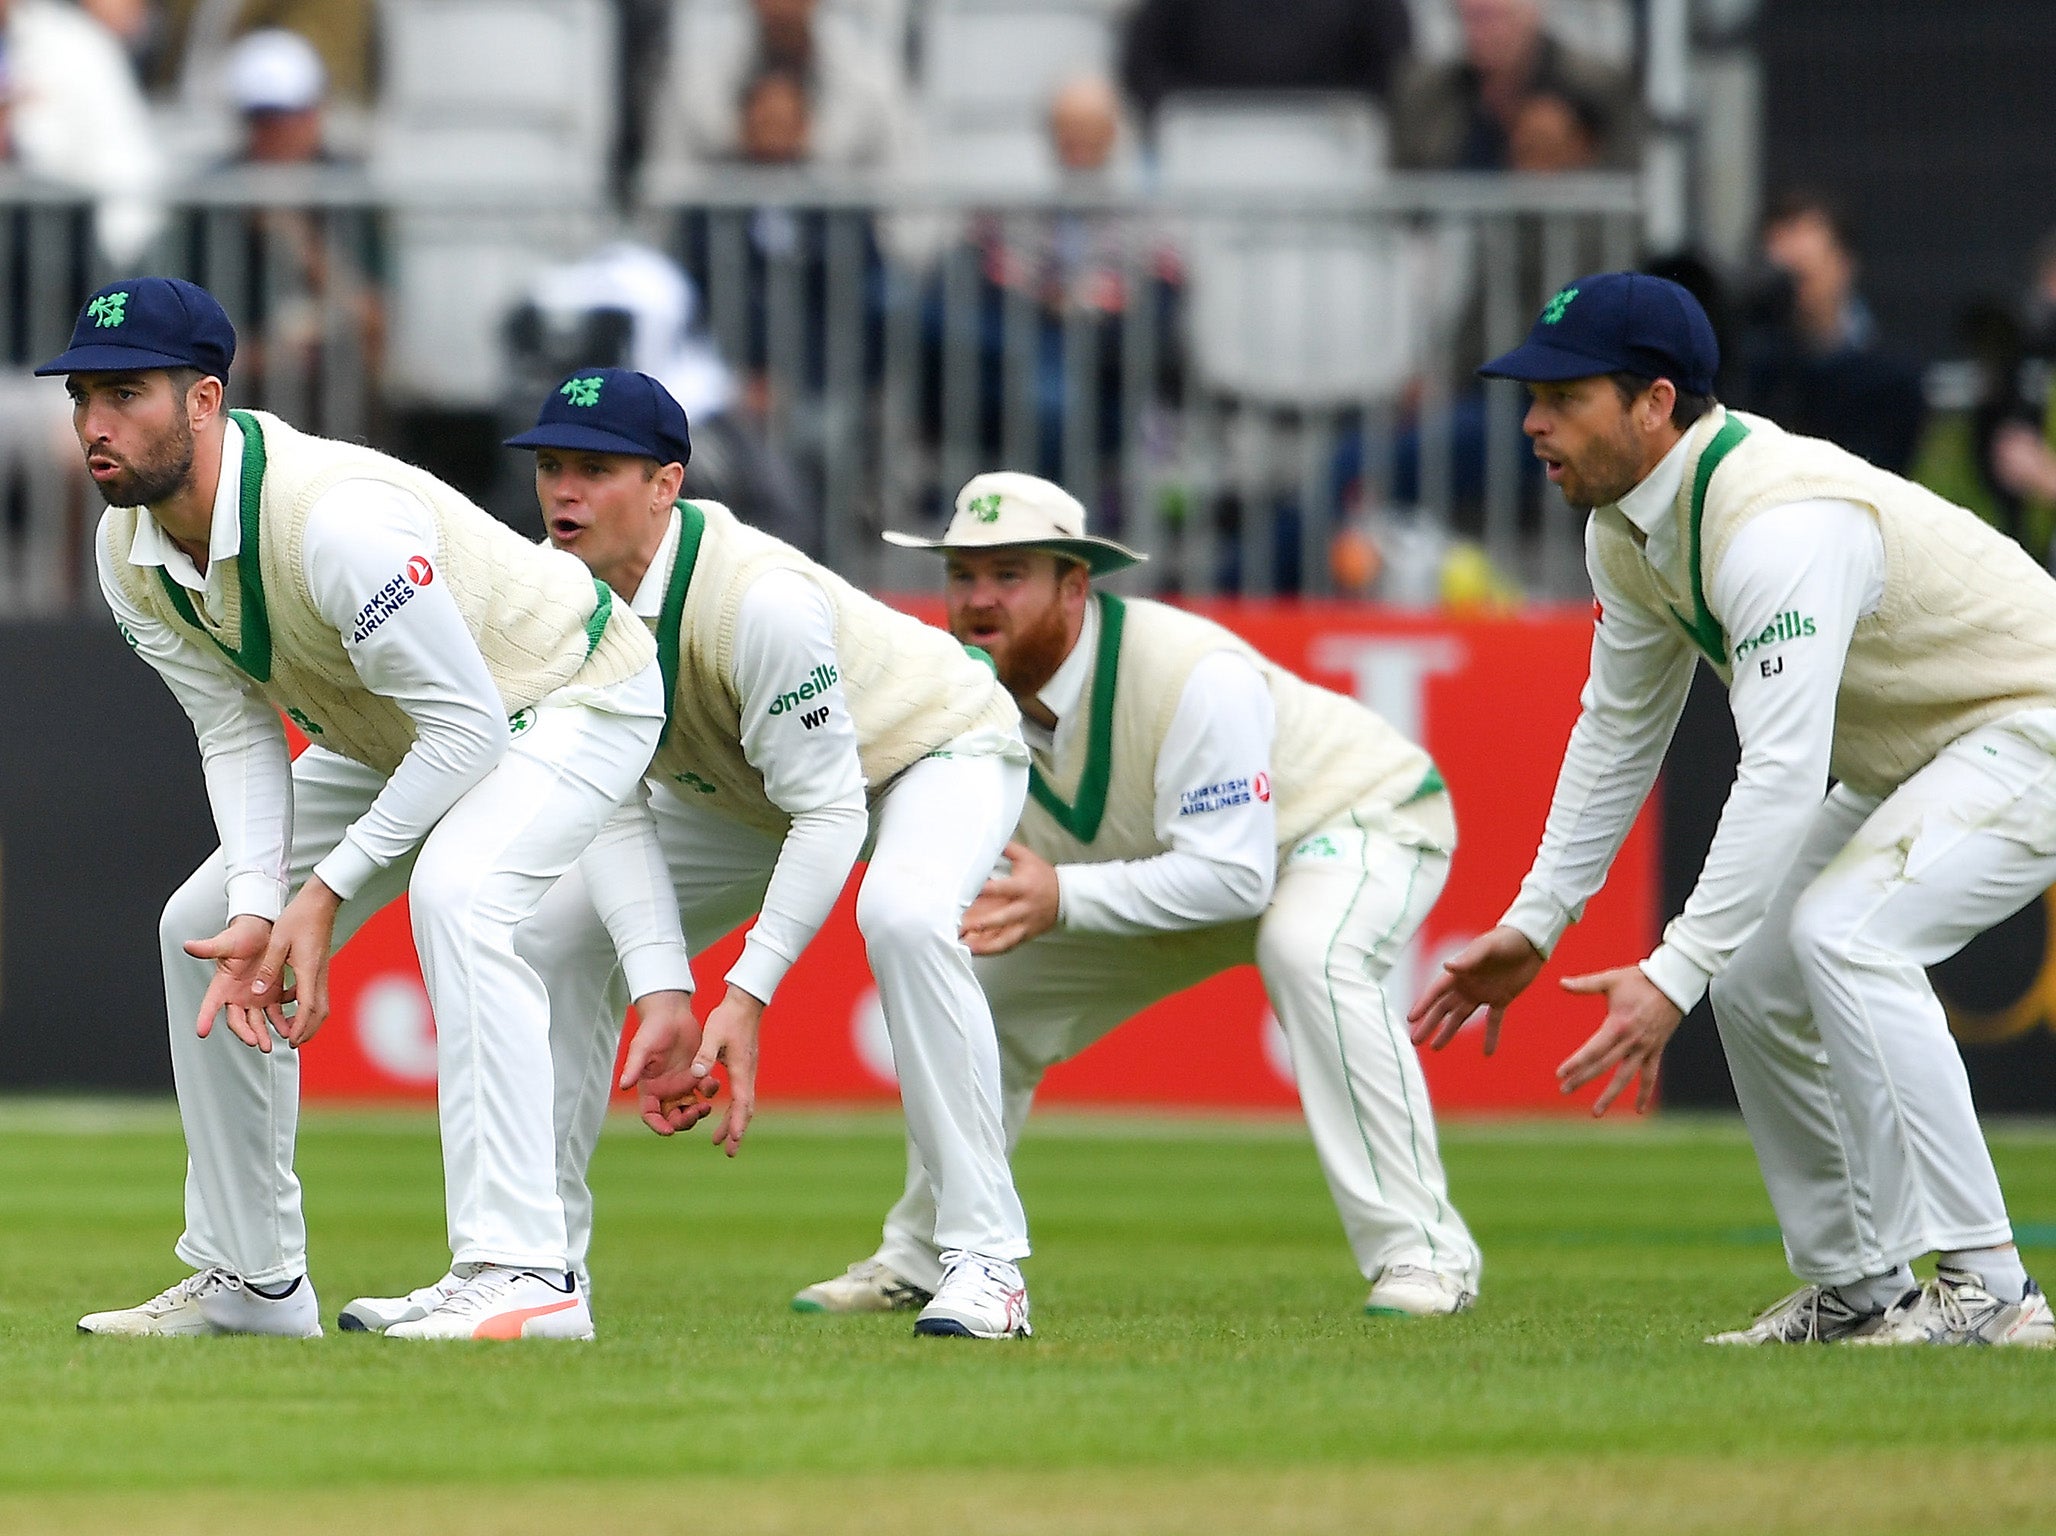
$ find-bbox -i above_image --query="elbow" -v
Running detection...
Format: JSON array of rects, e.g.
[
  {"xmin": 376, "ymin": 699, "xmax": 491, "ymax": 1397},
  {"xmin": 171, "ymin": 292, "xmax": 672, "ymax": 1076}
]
[{"xmin": 1221, "ymin": 860, "xmax": 1275, "ymax": 921}]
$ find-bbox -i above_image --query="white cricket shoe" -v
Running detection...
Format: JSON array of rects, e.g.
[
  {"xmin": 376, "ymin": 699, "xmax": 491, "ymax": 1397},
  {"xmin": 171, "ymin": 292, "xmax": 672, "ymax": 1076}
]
[
  {"xmin": 78, "ymin": 1269, "xmax": 322, "ymax": 1338},
  {"xmin": 383, "ymin": 1264, "xmax": 593, "ymax": 1341},
  {"xmin": 791, "ymin": 1258, "xmax": 934, "ymax": 1314},
  {"xmin": 1365, "ymin": 1264, "xmax": 1476, "ymax": 1317},
  {"xmin": 1704, "ymin": 1283, "xmax": 1893, "ymax": 1345},
  {"xmin": 1846, "ymin": 1269, "xmax": 2056, "ymax": 1348},
  {"xmin": 339, "ymin": 1265, "xmax": 476, "ymax": 1333},
  {"xmin": 913, "ymin": 1250, "xmax": 1031, "ymax": 1339}
]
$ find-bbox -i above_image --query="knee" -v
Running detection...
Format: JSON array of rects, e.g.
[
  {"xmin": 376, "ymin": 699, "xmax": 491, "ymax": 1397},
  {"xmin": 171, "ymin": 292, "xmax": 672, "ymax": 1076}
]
[
  {"xmin": 1788, "ymin": 885, "xmax": 1854, "ymax": 979},
  {"xmin": 855, "ymin": 867, "xmax": 956, "ymax": 956},
  {"xmin": 1254, "ymin": 909, "xmax": 1325, "ymax": 985},
  {"xmin": 160, "ymin": 863, "xmax": 227, "ymax": 958},
  {"xmin": 408, "ymin": 850, "xmax": 487, "ymax": 933}
]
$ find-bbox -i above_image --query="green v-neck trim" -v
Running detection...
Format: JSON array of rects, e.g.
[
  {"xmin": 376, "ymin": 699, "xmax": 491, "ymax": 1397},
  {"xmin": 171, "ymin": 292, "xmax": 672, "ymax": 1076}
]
[
  {"xmin": 655, "ymin": 501, "xmax": 707, "ymax": 743},
  {"xmin": 155, "ymin": 409, "xmax": 272, "ymax": 682},
  {"xmin": 1665, "ymin": 414, "xmax": 1750, "ymax": 667},
  {"xmin": 1028, "ymin": 590, "xmax": 1125, "ymax": 843}
]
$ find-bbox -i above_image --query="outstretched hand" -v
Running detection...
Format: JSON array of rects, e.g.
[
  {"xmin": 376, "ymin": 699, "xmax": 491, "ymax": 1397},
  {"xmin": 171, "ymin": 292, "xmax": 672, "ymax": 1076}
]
[
  {"xmin": 186, "ymin": 914, "xmax": 292, "ymax": 1051},
  {"xmin": 616, "ymin": 989, "xmax": 718, "ymax": 1135},
  {"xmin": 1407, "ymin": 925, "xmax": 1546, "ymax": 1055},
  {"xmin": 1554, "ymin": 966, "xmax": 1682, "ymax": 1116},
  {"xmin": 619, "ymin": 985, "xmax": 761, "ymax": 1156}
]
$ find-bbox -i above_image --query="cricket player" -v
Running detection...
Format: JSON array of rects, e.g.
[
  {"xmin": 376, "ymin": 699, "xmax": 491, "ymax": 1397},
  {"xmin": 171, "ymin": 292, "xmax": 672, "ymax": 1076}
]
[
  {"xmin": 55, "ymin": 280, "xmax": 680, "ymax": 1340},
  {"xmin": 1411, "ymin": 271, "xmax": 2056, "ymax": 1347},
  {"xmin": 350, "ymin": 367, "xmax": 1035, "ymax": 1339},
  {"xmin": 795, "ymin": 472, "xmax": 1481, "ymax": 1317}
]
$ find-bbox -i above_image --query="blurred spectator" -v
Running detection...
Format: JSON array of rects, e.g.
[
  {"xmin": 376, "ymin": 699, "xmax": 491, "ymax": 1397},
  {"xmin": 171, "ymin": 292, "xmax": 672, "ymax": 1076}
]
[
  {"xmin": 79, "ymin": 0, "xmax": 162, "ymax": 75},
  {"xmin": 926, "ymin": 77, "xmax": 1180, "ymax": 498},
  {"xmin": 206, "ymin": 29, "xmax": 384, "ymax": 421},
  {"xmin": 1120, "ymin": 0, "xmax": 1412, "ymax": 121},
  {"xmin": 1392, "ymin": 0, "xmax": 1642, "ymax": 171},
  {"xmin": 1739, "ymin": 189, "xmax": 1926, "ymax": 474},
  {"xmin": 1506, "ymin": 88, "xmax": 1605, "ymax": 173},
  {"xmin": 227, "ymin": 25, "xmax": 327, "ymax": 164},
  {"xmin": 0, "ymin": 0, "xmax": 163, "ymax": 264},
  {"xmin": 660, "ymin": 0, "xmax": 915, "ymax": 173},
  {"xmin": 157, "ymin": 1, "xmax": 373, "ymax": 104},
  {"xmin": 739, "ymin": 65, "xmax": 812, "ymax": 165},
  {"xmin": 504, "ymin": 242, "xmax": 819, "ymax": 554},
  {"xmin": 2021, "ymin": 229, "xmax": 2056, "ymax": 362}
]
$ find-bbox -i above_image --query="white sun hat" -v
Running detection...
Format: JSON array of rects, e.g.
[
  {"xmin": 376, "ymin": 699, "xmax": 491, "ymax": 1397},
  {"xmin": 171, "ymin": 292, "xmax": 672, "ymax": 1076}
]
[
  {"xmin": 226, "ymin": 29, "xmax": 326, "ymax": 114},
  {"xmin": 882, "ymin": 472, "xmax": 1146, "ymax": 575}
]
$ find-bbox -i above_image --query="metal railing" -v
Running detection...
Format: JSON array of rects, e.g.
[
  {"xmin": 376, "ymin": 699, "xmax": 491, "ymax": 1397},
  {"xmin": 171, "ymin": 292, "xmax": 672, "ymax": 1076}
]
[{"xmin": 2, "ymin": 169, "xmax": 1639, "ymax": 616}]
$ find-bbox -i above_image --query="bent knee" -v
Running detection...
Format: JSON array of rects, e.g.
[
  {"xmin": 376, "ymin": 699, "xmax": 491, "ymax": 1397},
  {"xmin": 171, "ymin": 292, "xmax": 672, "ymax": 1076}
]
[
  {"xmin": 855, "ymin": 866, "xmax": 958, "ymax": 952},
  {"xmin": 160, "ymin": 862, "xmax": 228, "ymax": 955},
  {"xmin": 1254, "ymin": 910, "xmax": 1330, "ymax": 983}
]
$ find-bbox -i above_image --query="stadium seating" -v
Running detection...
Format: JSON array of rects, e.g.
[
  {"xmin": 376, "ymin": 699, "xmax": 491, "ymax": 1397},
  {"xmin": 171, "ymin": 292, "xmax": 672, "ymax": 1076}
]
[
  {"xmin": 920, "ymin": 0, "xmax": 1117, "ymax": 191},
  {"xmin": 1156, "ymin": 93, "xmax": 1424, "ymax": 406},
  {"xmin": 372, "ymin": 0, "xmax": 617, "ymax": 404}
]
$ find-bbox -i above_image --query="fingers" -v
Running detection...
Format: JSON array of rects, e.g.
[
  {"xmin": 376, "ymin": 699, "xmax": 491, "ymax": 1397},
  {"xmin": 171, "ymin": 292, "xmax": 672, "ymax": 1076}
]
[
  {"xmin": 1482, "ymin": 1007, "xmax": 1504, "ymax": 1057},
  {"xmin": 1558, "ymin": 970, "xmax": 1612, "ymax": 995},
  {"xmin": 964, "ymin": 921, "xmax": 1029, "ymax": 957},
  {"xmin": 1555, "ymin": 1022, "xmax": 1628, "ymax": 1092},
  {"xmin": 1634, "ymin": 1056, "xmax": 1662, "ymax": 1115},
  {"xmin": 248, "ymin": 927, "xmax": 292, "ymax": 1006},
  {"xmin": 619, "ymin": 1029, "xmax": 657, "ymax": 1092},
  {"xmin": 1590, "ymin": 1057, "xmax": 1638, "ymax": 1117}
]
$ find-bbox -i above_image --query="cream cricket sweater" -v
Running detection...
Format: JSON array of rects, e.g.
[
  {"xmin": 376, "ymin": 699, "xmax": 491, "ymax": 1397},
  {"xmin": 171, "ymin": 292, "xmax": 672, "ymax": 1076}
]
[
  {"xmin": 101, "ymin": 410, "xmax": 653, "ymax": 775},
  {"xmin": 1592, "ymin": 407, "xmax": 2056, "ymax": 798},
  {"xmin": 1019, "ymin": 595, "xmax": 1447, "ymax": 869},
  {"xmin": 648, "ymin": 499, "xmax": 1020, "ymax": 836}
]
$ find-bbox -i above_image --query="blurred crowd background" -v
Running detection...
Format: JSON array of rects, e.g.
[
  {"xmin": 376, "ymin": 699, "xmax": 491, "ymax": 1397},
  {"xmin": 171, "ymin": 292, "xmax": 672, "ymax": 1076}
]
[{"xmin": 4, "ymin": 0, "xmax": 2056, "ymax": 615}]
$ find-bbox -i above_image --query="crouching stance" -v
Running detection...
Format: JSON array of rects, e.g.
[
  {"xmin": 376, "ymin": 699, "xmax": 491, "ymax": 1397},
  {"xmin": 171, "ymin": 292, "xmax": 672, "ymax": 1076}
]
[
  {"xmin": 59, "ymin": 281, "xmax": 665, "ymax": 1340},
  {"xmin": 1414, "ymin": 271, "xmax": 2056, "ymax": 1347},
  {"xmin": 796, "ymin": 474, "xmax": 1480, "ymax": 1318},
  {"xmin": 490, "ymin": 369, "xmax": 1036, "ymax": 1338}
]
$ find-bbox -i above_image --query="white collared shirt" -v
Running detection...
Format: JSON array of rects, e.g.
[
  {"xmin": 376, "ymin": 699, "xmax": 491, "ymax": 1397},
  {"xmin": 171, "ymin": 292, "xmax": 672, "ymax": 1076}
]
[
  {"xmin": 99, "ymin": 417, "xmax": 511, "ymax": 918},
  {"xmin": 1038, "ymin": 598, "xmax": 1281, "ymax": 934},
  {"xmin": 1502, "ymin": 429, "xmax": 1887, "ymax": 1012}
]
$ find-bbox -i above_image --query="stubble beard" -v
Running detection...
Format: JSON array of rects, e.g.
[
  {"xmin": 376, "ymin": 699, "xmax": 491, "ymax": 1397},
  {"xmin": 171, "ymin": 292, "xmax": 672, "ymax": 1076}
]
[
  {"xmin": 1560, "ymin": 420, "xmax": 1647, "ymax": 512},
  {"xmin": 92, "ymin": 408, "xmax": 197, "ymax": 510}
]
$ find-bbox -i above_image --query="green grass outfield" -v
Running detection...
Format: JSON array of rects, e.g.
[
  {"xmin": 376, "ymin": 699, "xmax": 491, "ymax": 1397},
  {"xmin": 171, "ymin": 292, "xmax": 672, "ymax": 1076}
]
[{"xmin": 3, "ymin": 1103, "xmax": 2055, "ymax": 1535}]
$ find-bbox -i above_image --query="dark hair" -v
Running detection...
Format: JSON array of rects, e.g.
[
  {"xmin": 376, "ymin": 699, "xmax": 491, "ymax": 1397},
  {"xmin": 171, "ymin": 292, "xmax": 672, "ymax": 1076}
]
[
  {"xmin": 1608, "ymin": 372, "xmax": 1718, "ymax": 429},
  {"xmin": 1763, "ymin": 187, "xmax": 1859, "ymax": 260}
]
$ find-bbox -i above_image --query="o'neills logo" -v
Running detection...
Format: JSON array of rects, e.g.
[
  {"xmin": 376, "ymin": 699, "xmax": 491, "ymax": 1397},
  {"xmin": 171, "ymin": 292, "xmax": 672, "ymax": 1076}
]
[
  {"xmin": 768, "ymin": 662, "xmax": 839, "ymax": 715},
  {"xmin": 1732, "ymin": 610, "xmax": 1816, "ymax": 659}
]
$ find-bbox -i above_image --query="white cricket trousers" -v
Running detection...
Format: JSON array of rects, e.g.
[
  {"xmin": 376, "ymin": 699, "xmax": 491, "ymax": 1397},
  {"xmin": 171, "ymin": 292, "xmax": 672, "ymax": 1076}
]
[
  {"xmin": 874, "ymin": 804, "xmax": 1481, "ymax": 1293},
  {"xmin": 160, "ymin": 671, "xmax": 666, "ymax": 1286},
  {"xmin": 1710, "ymin": 711, "xmax": 2056, "ymax": 1286},
  {"xmin": 525, "ymin": 751, "xmax": 1032, "ymax": 1272}
]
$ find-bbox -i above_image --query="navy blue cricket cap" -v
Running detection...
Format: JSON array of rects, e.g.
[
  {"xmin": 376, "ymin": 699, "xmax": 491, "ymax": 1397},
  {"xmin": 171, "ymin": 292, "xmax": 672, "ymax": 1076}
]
[
  {"xmin": 36, "ymin": 277, "xmax": 237, "ymax": 379},
  {"xmin": 1478, "ymin": 271, "xmax": 1718, "ymax": 397},
  {"xmin": 505, "ymin": 367, "xmax": 693, "ymax": 466}
]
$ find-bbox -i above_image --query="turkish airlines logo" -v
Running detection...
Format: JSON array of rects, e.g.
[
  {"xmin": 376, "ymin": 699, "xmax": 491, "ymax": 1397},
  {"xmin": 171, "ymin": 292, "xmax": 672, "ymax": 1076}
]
[
  {"xmin": 406, "ymin": 556, "xmax": 434, "ymax": 586},
  {"xmin": 1254, "ymin": 771, "xmax": 1271, "ymax": 802}
]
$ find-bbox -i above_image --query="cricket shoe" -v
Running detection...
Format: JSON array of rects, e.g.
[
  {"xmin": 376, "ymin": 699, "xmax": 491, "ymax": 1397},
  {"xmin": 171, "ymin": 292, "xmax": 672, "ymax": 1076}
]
[
  {"xmin": 78, "ymin": 1269, "xmax": 322, "ymax": 1337},
  {"xmin": 913, "ymin": 1250, "xmax": 1031, "ymax": 1339},
  {"xmin": 1846, "ymin": 1269, "xmax": 2056, "ymax": 1348},
  {"xmin": 383, "ymin": 1264, "xmax": 593, "ymax": 1341},
  {"xmin": 338, "ymin": 1265, "xmax": 477, "ymax": 1333},
  {"xmin": 1703, "ymin": 1283, "xmax": 1893, "ymax": 1345},
  {"xmin": 791, "ymin": 1258, "xmax": 934, "ymax": 1314},
  {"xmin": 1365, "ymin": 1264, "xmax": 1476, "ymax": 1317}
]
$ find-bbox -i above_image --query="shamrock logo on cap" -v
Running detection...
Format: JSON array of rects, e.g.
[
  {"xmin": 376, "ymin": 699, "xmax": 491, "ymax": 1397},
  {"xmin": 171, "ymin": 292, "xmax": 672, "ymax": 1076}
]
[
  {"xmin": 968, "ymin": 493, "xmax": 1003, "ymax": 523},
  {"xmin": 1540, "ymin": 286, "xmax": 1580, "ymax": 325},
  {"xmin": 87, "ymin": 292, "xmax": 131, "ymax": 329},
  {"xmin": 560, "ymin": 375, "xmax": 605, "ymax": 407}
]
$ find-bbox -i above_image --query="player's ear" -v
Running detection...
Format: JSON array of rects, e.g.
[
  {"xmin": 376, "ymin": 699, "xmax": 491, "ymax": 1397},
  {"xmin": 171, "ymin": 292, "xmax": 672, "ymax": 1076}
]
[
  {"xmin": 654, "ymin": 459, "xmax": 686, "ymax": 505},
  {"xmin": 188, "ymin": 372, "xmax": 225, "ymax": 428}
]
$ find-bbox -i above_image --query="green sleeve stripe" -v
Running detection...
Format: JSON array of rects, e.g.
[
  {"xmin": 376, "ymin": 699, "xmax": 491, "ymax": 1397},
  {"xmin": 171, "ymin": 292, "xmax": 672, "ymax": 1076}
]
[{"xmin": 1027, "ymin": 590, "xmax": 1124, "ymax": 843}]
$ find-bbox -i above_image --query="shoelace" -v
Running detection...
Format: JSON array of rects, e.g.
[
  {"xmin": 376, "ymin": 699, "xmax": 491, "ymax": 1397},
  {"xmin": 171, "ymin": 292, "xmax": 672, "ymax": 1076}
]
[
  {"xmin": 1757, "ymin": 1285, "xmax": 1850, "ymax": 1340},
  {"xmin": 148, "ymin": 1268, "xmax": 238, "ymax": 1311},
  {"xmin": 936, "ymin": 1250, "xmax": 1022, "ymax": 1312},
  {"xmin": 1916, "ymin": 1276, "xmax": 1991, "ymax": 1336},
  {"xmin": 437, "ymin": 1267, "xmax": 570, "ymax": 1317}
]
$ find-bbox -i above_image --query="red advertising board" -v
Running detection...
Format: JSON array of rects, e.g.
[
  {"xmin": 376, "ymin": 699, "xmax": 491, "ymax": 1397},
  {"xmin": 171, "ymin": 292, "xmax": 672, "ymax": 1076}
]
[{"xmin": 299, "ymin": 603, "xmax": 1656, "ymax": 1113}]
